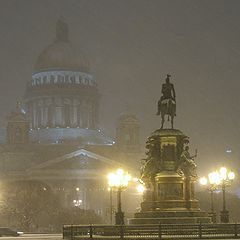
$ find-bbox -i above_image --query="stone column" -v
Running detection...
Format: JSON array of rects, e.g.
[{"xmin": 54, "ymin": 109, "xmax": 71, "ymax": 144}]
[
  {"xmin": 73, "ymin": 104, "xmax": 77, "ymax": 127},
  {"xmin": 33, "ymin": 101, "xmax": 37, "ymax": 129}
]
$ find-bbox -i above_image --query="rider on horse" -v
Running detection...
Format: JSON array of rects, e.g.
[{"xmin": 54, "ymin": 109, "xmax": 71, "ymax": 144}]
[{"xmin": 157, "ymin": 74, "xmax": 176, "ymax": 128}]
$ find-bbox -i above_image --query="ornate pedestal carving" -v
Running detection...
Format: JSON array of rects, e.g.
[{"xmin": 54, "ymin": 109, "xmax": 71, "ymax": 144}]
[{"xmin": 129, "ymin": 129, "xmax": 211, "ymax": 224}]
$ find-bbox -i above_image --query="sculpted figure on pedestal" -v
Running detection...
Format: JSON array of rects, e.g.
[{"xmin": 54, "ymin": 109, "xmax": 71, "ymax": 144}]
[
  {"xmin": 140, "ymin": 135, "xmax": 161, "ymax": 181},
  {"xmin": 157, "ymin": 75, "xmax": 176, "ymax": 129},
  {"xmin": 140, "ymin": 158, "xmax": 159, "ymax": 180},
  {"xmin": 177, "ymin": 146, "xmax": 197, "ymax": 178}
]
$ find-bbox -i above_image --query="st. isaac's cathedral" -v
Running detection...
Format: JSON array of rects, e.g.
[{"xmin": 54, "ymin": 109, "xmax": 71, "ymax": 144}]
[{"xmin": 0, "ymin": 18, "xmax": 141, "ymax": 219}]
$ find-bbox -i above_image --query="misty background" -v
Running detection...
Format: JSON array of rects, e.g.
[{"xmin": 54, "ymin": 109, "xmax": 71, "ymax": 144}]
[{"xmin": 0, "ymin": 0, "xmax": 239, "ymax": 177}]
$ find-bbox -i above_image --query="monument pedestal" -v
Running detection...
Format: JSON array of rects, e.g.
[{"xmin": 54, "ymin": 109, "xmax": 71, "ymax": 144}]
[{"xmin": 129, "ymin": 129, "xmax": 211, "ymax": 224}]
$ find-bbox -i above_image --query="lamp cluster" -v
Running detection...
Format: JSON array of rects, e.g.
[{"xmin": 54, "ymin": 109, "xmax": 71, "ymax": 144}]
[
  {"xmin": 199, "ymin": 167, "xmax": 235, "ymax": 223},
  {"xmin": 200, "ymin": 167, "xmax": 235, "ymax": 188},
  {"xmin": 107, "ymin": 169, "xmax": 146, "ymax": 225},
  {"xmin": 107, "ymin": 169, "xmax": 132, "ymax": 189}
]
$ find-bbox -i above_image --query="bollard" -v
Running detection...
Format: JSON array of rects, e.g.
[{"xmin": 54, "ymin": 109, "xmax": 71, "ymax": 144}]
[
  {"xmin": 120, "ymin": 225, "xmax": 124, "ymax": 240},
  {"xmin": 62, "ymin": 226, "xmax": 65, "ymax": 239},
  {"xmin": 198, "ymin": 223, "xmax": 202, "ymax": 239},
  {"xmin": 71, "ymin": 225, "xmax": 73, "ymax": 240},
  {"xmin": 89, "ymin": 225, "xmax": 93, "ymax": 239},
  {"xmin": 158, "ymin": 224, "xmax": 162, "ymax": 240},
  {"xmin": 234, "ymin": 223, "xmax": 238, "ymax": 238}
]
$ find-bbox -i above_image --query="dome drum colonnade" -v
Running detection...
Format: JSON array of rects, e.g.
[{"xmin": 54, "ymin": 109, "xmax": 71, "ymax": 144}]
[{"xmin": 24, "ymin": 18, "xmax": 99, "ymax": 130}]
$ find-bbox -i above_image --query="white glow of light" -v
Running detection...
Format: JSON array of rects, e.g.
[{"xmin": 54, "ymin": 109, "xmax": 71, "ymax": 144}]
[
  {"xmin": 117, "ymin": 169, "xmax": 124, "ymax": 176},
  {"xmin": 73, "ymin": 199, "xmax": 82, "ymax": 207},
  {"xmin": 220, "ymin": 167, "xmax": 227, "ymax": 181},
  {"xmin": 199, "ymin": 177, "xmax": 208, "ymax": 186},
  {"xmin": 226, "ymin": 149, "xmax": 232, "ymax": 153},
  {"xmin": 208, "ymin": 171, "xmax": 220, "ymax": 185},
  {"xmin": 133, "ymin": 177, "xmax": 139, "ymax": 182},
  {"xmin": 76, "ymin": 187, "xmax": 80, "ymax": 191},
  {"xmin": 137, "ymin": 184, "xmax": 145, "ymax": 194},
  {"xmin": 108, "ymin": 169, "xmax": 131, "ymax": 188},
  {"xmin": 228, "ymin": 171, "xmax": 235, "ymax": 180}
]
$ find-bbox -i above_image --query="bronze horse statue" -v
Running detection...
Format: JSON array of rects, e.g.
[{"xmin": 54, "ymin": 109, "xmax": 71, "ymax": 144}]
[{"xmin": 157, "ymin": 98, "xmax": 176, "ymax": 129}]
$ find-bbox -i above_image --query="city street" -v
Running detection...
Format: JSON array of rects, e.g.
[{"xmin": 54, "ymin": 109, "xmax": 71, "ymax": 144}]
[{"xmin": 0, "ymin": 234, "xmax": 62, "ymax": 240}]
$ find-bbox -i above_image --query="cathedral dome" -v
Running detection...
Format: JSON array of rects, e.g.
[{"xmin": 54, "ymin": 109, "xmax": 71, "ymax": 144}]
[
  {"xmin": 34, "ymin": 42, "xmax": 90, "ymax": 72},
  {"xmin": 34, "ymin": 18, "xmax": 90, "ymax": 73},
  {"xmin": 25, "ymin": 18, "xmax": 99, "ymax": 131}
]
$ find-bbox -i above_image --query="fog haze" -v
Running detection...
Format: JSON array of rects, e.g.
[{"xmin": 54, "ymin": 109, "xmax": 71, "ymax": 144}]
[{"xmin": 0, "ymin": 0, "xmax": 240, "ymax": 175}]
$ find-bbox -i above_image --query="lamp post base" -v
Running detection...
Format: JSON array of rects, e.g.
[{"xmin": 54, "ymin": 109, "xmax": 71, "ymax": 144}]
[
  {"xmin": 208, "ymin": 212, "xmax": 217, "ymax": 223},
  {"xmin": 115, "ymin": 211, "xmax": 124, "ymax": 225},
  {"xmin": 220, "ymin": 210, "xmax": 229, "ymax": 223}
]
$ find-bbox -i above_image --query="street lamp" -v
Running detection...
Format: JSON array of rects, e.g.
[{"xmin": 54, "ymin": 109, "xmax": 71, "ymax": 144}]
[
  {"xmin": 108, "ymin": 169, "xmax": 131, "ymax": 225},
  {"xmin": 107, "ymin": 187, "xmax": 113, "ymax": 224},
  {"xmin": 200, "ymin": 167, "xmax": 235, "ymax": 223},
  {"xmin": 199, "ymin": 172, "xmax": 220, "ymax": 223},
  {"xmin": 218, "ymin": 167, "xmax": 235, "ymax": 223}
]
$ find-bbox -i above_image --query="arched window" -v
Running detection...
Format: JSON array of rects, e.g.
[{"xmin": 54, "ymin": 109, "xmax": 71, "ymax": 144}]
[
  {"xmin": 50, "ymin": 75, "xmax": 55, "ymax": 84},
  {"xmin": 36, "ymin": 78, "xmax": 41, "ymax": 85},
  {"xmin": 70, "ymin": 76, "xmax": 75, "ymax": 84},
  {"xmin": 43, "ymin": 76, "xmax": 47, "ymax": 84},
  {"xmin": 57, "ymin": 75, "xmax": 64, "ymax": 83},
  {"xmin": 79, "ymin": 75, "xmax": 82, "ymax": 84},
  {"xmin": 65, "ymin": 75, "xmax": 69, "ymax": 83}
]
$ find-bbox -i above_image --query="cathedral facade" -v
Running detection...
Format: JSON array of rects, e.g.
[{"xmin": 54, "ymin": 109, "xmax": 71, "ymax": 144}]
[{"xmin": 0, "ymin": 18, "xmax": 142, "ymax": 228}]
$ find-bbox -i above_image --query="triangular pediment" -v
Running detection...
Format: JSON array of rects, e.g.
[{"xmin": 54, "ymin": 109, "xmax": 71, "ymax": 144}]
[
  {"xmin": 27, "ymin": 149, "xmax": 126, "ymax": 172},
  {"xmin": 45, "ymin": 154, "xmax": 112, "ymax": 170}
]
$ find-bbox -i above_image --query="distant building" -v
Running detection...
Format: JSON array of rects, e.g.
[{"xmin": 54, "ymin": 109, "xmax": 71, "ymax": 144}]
[
  {"xmin": 25, "ymin": 17, "xmax": 99, "ymax": 131},
  {"xmin": 0, "ymin": 18, "xmax": 142, "ymax": 224}
]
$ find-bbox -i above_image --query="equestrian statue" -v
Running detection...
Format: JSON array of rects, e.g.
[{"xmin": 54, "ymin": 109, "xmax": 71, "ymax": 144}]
[{"xmin": 156, "ymin": 74, "xmax": 176, "ymax": 129}]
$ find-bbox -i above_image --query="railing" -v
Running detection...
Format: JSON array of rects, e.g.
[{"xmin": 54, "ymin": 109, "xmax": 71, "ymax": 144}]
[{"xmin": 63, "ymin": 223, "xmax": 240, "ymax": 239}]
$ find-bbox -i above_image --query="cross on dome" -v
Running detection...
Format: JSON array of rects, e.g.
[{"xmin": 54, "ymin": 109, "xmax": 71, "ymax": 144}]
[{"xmin": 56, "ymin": 16, "xmax": 69, "ymax": 42}]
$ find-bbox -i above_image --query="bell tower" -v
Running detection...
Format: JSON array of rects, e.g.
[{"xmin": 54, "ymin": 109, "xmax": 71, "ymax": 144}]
[
  {"xmin": 7, "ymin": 102, "xmax": 29, "ymax": 144},
  {"xmin": 116, "ymin": 113, "xmax": 140, "ymax": 154}
]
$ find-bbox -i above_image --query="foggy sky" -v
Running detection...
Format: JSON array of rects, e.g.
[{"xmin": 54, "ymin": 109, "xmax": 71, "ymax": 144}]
[{"xmin": 0, "ymin": 0, "xmax": 240, "ymax": 176}]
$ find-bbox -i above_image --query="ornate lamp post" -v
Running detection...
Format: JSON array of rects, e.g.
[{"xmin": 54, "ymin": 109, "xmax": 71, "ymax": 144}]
[
  {"xmin": 200, "ymin": 167, "xmax": 235, "ymax": 223},
  {"xmin": 107, "ymin": 187, "xmax": 113, "ymax": 224},
  {"xmin": 108, "ymin": 169, "xmax": 131, "ymax": 225},
  {"xmin": 218, "ymin": 167, "xmax": 235, "ymax": 223},
  {"xmin": 199, "ymin": 171, "xmax": 221, "ymax": 223}
]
